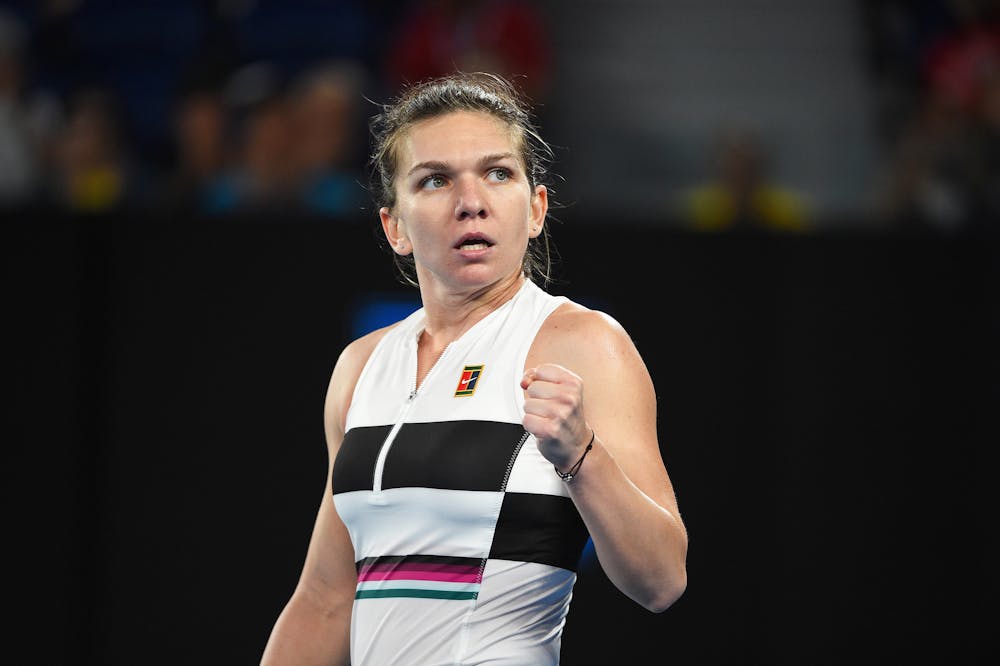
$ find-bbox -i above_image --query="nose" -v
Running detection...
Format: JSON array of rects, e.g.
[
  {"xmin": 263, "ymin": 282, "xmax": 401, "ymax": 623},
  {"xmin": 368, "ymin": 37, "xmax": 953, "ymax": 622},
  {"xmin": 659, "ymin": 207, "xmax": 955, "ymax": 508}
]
[{"xmin": 453, "ymin": 176, "xmax": 487, "ymax": 220}]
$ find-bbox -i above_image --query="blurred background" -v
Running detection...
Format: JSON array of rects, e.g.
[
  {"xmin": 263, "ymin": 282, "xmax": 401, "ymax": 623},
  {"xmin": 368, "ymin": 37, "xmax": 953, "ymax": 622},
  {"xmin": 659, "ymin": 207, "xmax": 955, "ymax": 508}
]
[{"xmin": 3, "ymin": 0, "xmax": 997, "ymax": 664}]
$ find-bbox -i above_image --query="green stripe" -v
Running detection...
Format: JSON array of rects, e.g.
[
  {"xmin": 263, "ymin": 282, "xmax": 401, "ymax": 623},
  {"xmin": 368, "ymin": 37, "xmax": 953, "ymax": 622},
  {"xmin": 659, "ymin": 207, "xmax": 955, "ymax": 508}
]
[{"xmin": 355, "ymin": 588, "xmax": 479, "ymax": 600}]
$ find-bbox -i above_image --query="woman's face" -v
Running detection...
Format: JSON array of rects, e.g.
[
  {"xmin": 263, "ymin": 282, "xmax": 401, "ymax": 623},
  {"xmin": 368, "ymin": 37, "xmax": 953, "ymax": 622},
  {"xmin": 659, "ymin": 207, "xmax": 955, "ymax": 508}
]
[{"xmin": 380, "ymin": 110, "xmax": 547, "ymax": 294}]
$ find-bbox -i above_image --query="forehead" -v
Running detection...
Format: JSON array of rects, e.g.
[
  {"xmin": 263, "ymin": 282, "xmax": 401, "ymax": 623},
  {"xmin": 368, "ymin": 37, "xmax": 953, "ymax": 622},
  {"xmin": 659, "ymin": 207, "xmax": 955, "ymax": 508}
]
[{"xmin": 396, "ymin": 110, "xmax": 520, "ymax": 167}]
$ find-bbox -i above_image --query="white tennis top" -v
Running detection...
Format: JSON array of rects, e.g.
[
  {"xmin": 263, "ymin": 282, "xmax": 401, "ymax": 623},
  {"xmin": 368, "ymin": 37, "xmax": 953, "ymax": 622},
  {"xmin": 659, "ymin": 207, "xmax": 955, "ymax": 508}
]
[{"xmin": 333, "ymin": 279, "xmax": 590, "ymax": 665}]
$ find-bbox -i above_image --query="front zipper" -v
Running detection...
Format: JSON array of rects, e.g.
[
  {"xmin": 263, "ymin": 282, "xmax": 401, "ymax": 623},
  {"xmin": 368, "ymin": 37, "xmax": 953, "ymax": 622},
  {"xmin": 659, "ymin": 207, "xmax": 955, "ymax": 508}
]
[
  {"xmin": 368, "ymin": 341, "xmax": 454, "ymax": 504},
  {"xmin": 368, "ymin": 389, "xmax": 416, "ymax": 505}
]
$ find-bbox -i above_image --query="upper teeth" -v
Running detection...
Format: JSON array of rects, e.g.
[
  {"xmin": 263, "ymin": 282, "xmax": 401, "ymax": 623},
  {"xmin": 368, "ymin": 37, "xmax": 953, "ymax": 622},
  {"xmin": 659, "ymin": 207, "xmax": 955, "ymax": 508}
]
[{"xmin": 462, "ymin": 241, "xmax": 489, "ymax": 250}]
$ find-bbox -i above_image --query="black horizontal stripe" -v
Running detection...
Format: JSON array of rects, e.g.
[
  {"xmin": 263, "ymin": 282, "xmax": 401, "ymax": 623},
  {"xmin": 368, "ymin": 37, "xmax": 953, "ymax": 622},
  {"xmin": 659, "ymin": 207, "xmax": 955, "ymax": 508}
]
[
  {"xmin": 332, "ymin": 425, "xmax": 389, "ymax": 493},
  {"xmin": 489, "ymin": 492, "xmax": 590, "ymax": 572},
  {"xmin": 334, "ymin": 420, "xmax": 528, "ymax": 493},
  {"xmin": 383, "ymin": 421, "xmax": 526, "ymax": 491},
  {"xmin": 355, "ymin": 553, "xmax": 483, "ymax": 571}
]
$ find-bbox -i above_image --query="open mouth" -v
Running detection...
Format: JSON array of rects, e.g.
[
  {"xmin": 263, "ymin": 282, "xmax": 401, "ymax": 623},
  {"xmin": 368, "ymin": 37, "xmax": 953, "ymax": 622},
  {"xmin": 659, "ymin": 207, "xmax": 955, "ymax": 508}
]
[{"xmin": 455, "ymin": 235, "xmax": 493, "ymax": 251}]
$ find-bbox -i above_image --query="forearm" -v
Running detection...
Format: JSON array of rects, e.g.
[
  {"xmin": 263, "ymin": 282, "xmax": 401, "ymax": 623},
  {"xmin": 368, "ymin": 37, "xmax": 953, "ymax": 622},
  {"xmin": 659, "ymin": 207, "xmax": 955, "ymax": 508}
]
[
  {"xmin": 567, "ymin": 437, "xmax": 688, "ymax": 613},
  {"xmin": 261, "ymin": 590, "xmax": 352, "ymax": 665}
]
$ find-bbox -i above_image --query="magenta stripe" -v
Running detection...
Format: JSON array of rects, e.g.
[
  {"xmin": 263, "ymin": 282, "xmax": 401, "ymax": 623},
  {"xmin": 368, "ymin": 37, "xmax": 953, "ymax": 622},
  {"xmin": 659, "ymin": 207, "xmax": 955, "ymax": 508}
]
[{"xmin": 357, "ymin": 569, "xmax": 482, "ymax": 583}]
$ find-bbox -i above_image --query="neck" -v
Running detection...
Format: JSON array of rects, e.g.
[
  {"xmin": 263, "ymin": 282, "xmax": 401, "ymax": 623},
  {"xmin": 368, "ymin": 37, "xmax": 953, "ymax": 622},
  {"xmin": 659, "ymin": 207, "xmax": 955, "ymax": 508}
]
[{"xmin": 418, "ymin": 273, "xmax": 526, "ymax": 349}]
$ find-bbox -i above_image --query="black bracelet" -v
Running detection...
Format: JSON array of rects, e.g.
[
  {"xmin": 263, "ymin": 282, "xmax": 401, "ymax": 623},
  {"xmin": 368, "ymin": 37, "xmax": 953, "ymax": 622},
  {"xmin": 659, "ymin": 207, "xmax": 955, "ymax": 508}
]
[{"xmin": 554, "ymin": 430, "xmax": 595, "ymax": 483}]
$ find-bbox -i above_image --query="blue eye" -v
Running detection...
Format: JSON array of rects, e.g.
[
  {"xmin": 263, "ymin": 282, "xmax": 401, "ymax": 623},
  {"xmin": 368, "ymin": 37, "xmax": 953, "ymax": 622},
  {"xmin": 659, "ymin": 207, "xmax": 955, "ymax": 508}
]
[
  {"xmin": 488, "ymin": 168, "xmax": 511, "ymax": 182},
  {"xmin": 421, "ymin": 174, "xmax": 447, "ymax": 189}
]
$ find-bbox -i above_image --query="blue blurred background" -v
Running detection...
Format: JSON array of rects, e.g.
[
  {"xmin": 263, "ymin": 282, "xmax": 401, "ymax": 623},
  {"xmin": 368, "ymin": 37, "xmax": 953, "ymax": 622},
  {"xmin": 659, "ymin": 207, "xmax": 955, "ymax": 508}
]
[
  {"xmin": 2, "ymin": 0, "xmax": 999, "ymax": 233},
  {"xmin": 3, "ymin": 1, "xmax": 997, "ymax": 664}
]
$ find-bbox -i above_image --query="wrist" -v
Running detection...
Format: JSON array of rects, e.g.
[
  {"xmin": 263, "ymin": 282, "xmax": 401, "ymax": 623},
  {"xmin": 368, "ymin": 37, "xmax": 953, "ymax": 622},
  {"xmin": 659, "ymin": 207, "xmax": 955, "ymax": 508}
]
[{"xmin": 554, "ymin": 429, "xmax": 595, "ymax": 483}]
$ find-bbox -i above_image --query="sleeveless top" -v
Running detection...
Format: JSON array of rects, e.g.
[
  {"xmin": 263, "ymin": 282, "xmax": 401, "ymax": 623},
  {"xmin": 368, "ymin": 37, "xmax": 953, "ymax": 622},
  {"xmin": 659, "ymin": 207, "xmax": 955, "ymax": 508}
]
[{"xmin": 332, "ymin": 279, "xmax": 591, "ymax": 665}]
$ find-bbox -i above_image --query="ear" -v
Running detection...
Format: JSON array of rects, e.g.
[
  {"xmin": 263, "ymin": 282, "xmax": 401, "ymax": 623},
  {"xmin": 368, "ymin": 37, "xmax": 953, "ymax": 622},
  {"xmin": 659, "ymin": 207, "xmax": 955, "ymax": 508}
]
[
  {"xmin": 528, "ymin": 185, "xmax": 548, "ymax": 238},
  {"xmin": 380, "ymin": 206, "xmax": 411, "ymax": 255}
]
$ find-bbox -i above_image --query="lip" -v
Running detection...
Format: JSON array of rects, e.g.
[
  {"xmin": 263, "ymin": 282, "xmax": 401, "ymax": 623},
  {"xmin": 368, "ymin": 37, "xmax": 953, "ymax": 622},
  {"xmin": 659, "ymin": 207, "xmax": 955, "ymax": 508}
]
[{"xmin": 453, "ymin": 232, "xmax": 495, "ymax": 253}]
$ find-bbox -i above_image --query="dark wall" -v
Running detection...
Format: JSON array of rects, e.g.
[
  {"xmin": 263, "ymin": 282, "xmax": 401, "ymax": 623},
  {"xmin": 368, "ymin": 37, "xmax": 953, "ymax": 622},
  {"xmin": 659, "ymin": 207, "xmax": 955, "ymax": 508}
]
[{"xmin": 6, "ymin": 211, "xmax": 996, "ymax": 665}]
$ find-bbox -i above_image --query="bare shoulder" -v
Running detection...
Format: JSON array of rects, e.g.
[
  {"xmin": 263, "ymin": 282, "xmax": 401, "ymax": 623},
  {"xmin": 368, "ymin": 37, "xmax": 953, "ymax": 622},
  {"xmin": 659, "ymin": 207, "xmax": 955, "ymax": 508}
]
[
  {"xmin": 323, "ymin": 323, "xmax": 398, "ymax": 446},
  {"xmin": 529, "ymin": 300, "xmax": 644, "ymax": 374},
  {"xmin": 335, "ymin": 324, "xmax": 394, "ymax": 382}
]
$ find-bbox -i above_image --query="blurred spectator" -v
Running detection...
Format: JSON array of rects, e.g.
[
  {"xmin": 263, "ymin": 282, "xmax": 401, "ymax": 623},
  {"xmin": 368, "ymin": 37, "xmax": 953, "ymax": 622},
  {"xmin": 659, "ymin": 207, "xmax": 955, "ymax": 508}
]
[
  {"xmin": 199, "ymin": 60, "xmax": 296, "ymax": 215},
  {"xmin": 159, "ymin": 56, "xmax": 371, "ymax": 219},
  {"xmin": 870, "ymin": 87, "xmax": 978, "ymax": 233},
  {"xmin": 861, "ymin": 0, "xmax": 969, "ymax": 142},
  {"xmin": 383, "ymin": 0, "xmax": 552, "ymax": 104},
  {"xmin": 677, "ymin": 130, "xmax": 809, "ymax": 233},
  {"xmin": 921, "ymin": 0, "xmax": 1000, "ymax": 231},
  {"xmin": 285, "ymin": 60, "xmax": 368, "ymax": 217},
  {"xmin": 862, "ymin": 1, "xmax": 1000, "ymax": 233},
  {"xmin": 154, "ymin": 61, "xmax": 232, "ymax": 216},
  {"xmin": 0, "ymin": 7, "xmax": 60, "ymax": 208},
  {"xmin": 921, "ymin": 1, "xmax": 1000, "ymax": 116},
  {"xmin": 863, "ymin": 0, "xmax": 999, "ymax": 233},
  {"xmin": 45, "ymin": 85, "xmax": 146, "ymax": 213}
]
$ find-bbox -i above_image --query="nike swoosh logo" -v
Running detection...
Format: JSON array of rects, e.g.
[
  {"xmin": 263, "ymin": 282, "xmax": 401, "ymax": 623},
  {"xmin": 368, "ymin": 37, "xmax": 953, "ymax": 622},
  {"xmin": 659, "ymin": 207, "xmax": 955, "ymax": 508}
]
[{"xmin": 461, "ymin": 377, "xmax": 472, "ymax": 385}]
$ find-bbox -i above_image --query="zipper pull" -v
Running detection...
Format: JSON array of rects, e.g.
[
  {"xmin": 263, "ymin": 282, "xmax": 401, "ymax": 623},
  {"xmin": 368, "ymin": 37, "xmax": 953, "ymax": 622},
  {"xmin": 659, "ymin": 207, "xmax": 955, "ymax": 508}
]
[{"xmin": 408, "ymin": 388, "xmax": 417, "ymax": 401}]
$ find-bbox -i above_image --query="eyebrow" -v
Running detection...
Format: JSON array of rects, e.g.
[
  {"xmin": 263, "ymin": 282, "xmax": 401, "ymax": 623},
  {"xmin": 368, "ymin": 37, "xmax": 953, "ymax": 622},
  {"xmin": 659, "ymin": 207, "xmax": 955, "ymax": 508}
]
[{"xmin": 406, "ymin": 153, "xmax": 518, "ymax": 177}]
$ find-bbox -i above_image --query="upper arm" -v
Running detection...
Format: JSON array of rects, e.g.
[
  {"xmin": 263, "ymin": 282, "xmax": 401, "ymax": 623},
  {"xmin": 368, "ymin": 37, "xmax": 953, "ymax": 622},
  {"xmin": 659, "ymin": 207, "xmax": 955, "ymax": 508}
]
[
  {"xmin": 295, "ymin": 328, "xmax": 389, "ymax": 606},
  {"xmin": 528, "ymin": 305, "xmax": 681, "ymax": 516}
]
